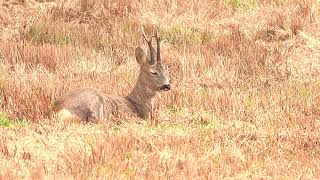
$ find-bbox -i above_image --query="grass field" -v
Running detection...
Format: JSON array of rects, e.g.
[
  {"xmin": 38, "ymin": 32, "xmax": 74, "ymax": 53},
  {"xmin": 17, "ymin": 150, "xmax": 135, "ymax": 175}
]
[{"xmin": 1, "ymin": 0, "xmax": 320, "ymax": 179}]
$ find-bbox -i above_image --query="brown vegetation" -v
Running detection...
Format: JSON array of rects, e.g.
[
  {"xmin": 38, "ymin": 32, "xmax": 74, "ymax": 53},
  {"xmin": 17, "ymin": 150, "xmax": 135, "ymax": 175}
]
[{"xmin": 0, "ymin": 0, "xmax": 320, "ymax": 178}]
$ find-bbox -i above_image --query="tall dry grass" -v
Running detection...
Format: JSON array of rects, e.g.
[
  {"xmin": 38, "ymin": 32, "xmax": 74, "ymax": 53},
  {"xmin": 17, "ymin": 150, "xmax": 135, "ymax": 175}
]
[{"xmin": 0, "ymin": 0, "xmax": 320, "ymax": 179}]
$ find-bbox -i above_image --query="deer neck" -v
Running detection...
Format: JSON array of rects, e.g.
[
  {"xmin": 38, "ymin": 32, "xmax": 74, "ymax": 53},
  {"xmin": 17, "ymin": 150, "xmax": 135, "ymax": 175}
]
[{"xmin": 126, "ymin": 73, "xmax": 157, "ymax": 119}]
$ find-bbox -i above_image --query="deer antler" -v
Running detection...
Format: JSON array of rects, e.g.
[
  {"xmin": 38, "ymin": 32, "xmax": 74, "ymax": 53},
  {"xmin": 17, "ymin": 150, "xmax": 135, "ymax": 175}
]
[
  {"xmin": 152, "ymin": 27, "xmax": 161, "ymax": 62},
  {"xmin": 141, "ymin": 26, "xmax": 156, "ymax": 65},
  {"xmin": 141, "ymin": 26, "xmax": 149, "ymax": 43}
]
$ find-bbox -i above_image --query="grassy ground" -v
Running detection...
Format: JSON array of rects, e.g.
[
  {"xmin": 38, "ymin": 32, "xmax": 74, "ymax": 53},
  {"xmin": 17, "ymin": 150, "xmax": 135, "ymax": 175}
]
[{"xmin": 1, "ymin": 0, "xmax": 320, "ymax": 179}]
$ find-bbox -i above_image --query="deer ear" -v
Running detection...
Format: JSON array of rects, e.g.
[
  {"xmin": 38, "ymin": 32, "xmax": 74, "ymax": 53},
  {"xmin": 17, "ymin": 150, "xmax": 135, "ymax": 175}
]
[{"xmin": 135, "ymin": 47, "xmax": 147, "ymax": 65}]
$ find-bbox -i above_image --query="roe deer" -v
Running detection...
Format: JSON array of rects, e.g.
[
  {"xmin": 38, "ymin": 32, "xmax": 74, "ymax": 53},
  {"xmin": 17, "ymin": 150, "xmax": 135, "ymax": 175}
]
[{"xmin": 54, "ymin": 28, "xmax": 171, "ymax": 123}]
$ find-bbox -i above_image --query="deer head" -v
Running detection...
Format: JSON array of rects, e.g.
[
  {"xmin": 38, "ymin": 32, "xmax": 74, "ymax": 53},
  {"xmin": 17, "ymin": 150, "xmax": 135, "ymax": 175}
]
[{"xmin": 134, "ymin": 27, "xmax": 171, "ymax": 92}]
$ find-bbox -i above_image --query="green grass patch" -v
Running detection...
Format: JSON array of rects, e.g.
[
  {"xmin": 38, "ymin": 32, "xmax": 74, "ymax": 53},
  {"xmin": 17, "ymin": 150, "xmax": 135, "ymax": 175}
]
[
  {"xmin": 169, "ymin": 105, "xmax": 183, "ymax": 114},
  {"xmin": 227, "ymin": 0, "xmax": 290, "ymax": 9},
  {"xmin": 247, "ymin": 94, "xmax": 255, "ymax": 111},
  {"xmin": 227, "ymin": 0, "xmax": 257, "ymax": 9},
  {"xmin": 0, "ymin": 114, "xmax": 11, "ymax": 127},
  {"xmin": 24, "ymin": 20, "xmax": 74, "ymax": 45},
  {"xmin": 157, "ymin": 123, "xmax": 187, "ymax": 135},
  {"xmin": 93, "ymin": 39, "xmax": 112, "ymax": 53},
  {"xmin": 161, "ymin": 25, "xmax": 214, "ymax": 45},
  {"xmin": 0, "ymin": 113, "xmax": 28, "ymax": 127},
  {"xmin": 190, "ymin": 111, "xmax": 223, "ymax": 130}
]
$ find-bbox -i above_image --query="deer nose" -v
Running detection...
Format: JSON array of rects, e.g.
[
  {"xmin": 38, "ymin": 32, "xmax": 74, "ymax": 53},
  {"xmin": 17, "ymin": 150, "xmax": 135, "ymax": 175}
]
[{"xmin": 160, "ymin": 84, "xmax": 171, "ymax": 91}]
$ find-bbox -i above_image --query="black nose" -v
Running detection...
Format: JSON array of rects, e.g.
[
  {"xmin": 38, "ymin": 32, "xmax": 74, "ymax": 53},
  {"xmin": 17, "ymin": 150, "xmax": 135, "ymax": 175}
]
[{"xmin": 160, "ymin": 84, "xmax": 171, "ymax": 91}]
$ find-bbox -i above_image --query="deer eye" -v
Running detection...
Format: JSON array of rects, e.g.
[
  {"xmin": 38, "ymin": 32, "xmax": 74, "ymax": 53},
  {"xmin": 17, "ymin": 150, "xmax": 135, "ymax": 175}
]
[{"xmin": 151, "ymin": 71, "xmax": 158, "ymax": 76}]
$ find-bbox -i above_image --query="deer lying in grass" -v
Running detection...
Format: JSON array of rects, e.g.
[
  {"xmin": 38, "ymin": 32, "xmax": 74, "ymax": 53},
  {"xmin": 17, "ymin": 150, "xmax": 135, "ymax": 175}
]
[{"xmin": 54, "ymin": 29, "xmax": 171, "ymax": 123}]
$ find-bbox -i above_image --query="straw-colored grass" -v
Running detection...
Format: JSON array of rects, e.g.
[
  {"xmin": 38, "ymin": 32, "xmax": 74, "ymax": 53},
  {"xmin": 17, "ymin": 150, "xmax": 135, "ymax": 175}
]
[{"xmin": 0, "ymin": 0, "xmax": 320, "ymax": 178}]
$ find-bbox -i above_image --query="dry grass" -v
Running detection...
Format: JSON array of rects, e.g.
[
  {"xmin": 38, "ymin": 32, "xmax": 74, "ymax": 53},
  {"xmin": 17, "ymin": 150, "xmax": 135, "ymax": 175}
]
[{"xmin": 0, "ymin": 0, "xmax": 320, "ymax": 179}]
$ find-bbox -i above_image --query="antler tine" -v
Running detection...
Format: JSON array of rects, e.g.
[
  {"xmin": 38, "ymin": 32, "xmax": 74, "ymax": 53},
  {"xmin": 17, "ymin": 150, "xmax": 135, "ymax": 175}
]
[
  {"xmin": 141, "ymin": 26, "xmax": 156, "ymax": 65},
  {"xmin": 152, "ymin": 27, "xmax": 160, "ymax": 41},
  {"xmin": 141, "ymin": 26, "xmax": 150, "ymax": 43},
  {"xmin": 153, "ymin": 27, "xmax": 161, "ymax": 62},
  {"xmin": 152, "ymin": 27, "xmax": 157, "ymax": 37}
]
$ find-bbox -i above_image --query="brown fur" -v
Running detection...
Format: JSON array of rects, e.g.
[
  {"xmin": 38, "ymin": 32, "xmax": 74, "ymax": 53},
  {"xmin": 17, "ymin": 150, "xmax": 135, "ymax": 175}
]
[{"xmin": 54, "ymin": 30, "xmax": 170, "ymax": 123}]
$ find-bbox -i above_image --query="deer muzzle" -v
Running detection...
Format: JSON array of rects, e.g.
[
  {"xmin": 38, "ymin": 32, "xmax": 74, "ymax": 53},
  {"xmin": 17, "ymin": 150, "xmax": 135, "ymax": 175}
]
[{"xmin": 160, "ymin": 84, "xmax": 171, "ymax": 91}]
